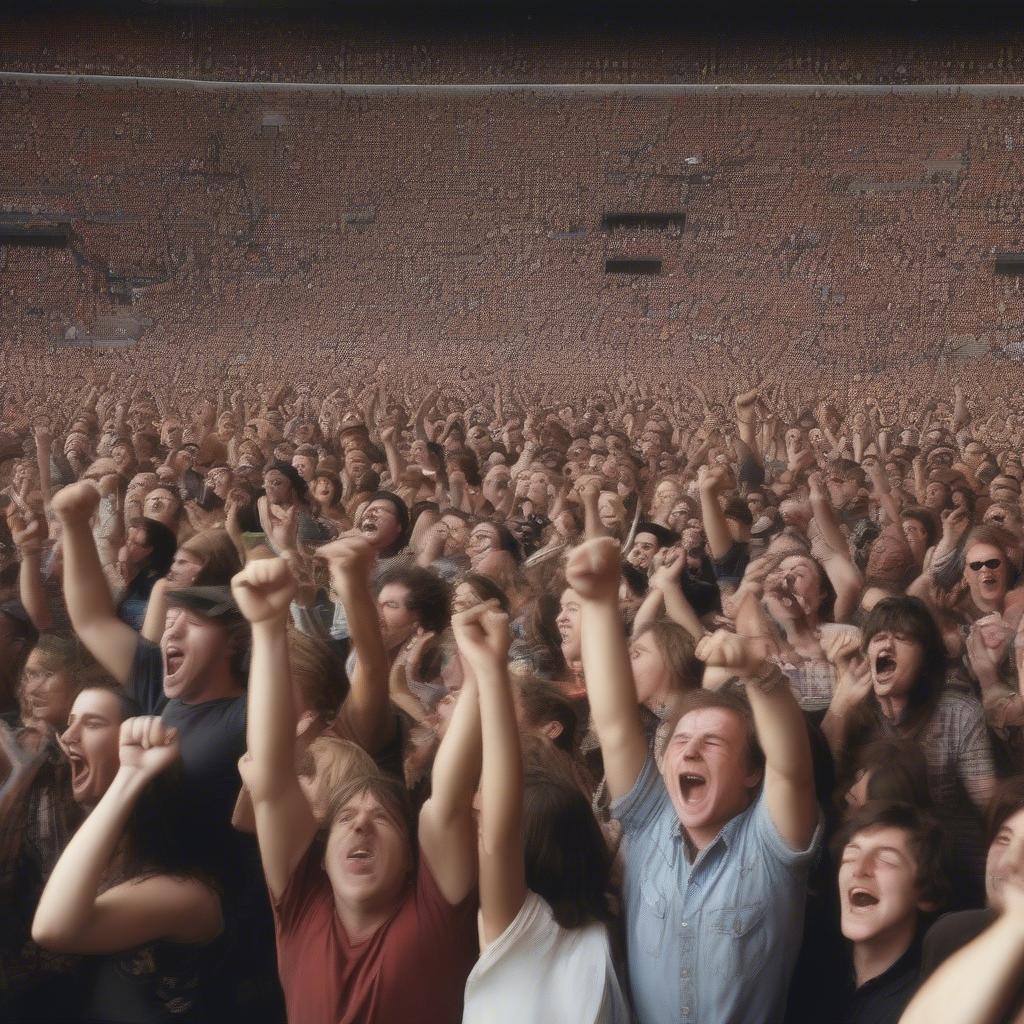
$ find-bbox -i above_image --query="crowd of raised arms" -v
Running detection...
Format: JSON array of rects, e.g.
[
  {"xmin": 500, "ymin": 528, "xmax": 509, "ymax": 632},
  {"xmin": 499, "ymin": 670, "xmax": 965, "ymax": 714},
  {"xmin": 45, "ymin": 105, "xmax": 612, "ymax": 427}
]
[{"xmin": 8, "ymin": 371, "xmax": 1024, "ymax": 1024}]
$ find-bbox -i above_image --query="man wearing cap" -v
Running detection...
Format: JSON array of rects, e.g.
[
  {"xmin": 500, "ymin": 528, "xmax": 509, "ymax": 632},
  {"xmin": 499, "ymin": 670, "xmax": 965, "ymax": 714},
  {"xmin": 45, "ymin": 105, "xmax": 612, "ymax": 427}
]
[{"xmin": 51, "ymin": 481, "xmax": 283, "ymax": 1021}]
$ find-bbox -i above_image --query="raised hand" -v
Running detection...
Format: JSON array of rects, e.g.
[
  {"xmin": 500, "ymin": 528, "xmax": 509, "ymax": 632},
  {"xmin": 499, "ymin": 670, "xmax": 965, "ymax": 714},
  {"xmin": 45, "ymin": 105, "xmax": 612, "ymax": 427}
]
[
  {"xmin": 118, "ymin": 716, "xmax": 179, "ymax": 781},
  {"xmin": 51, "ymin": 481, "xmax": 101, "ymax": 524},
  {"xmin": 397, "ymin": 626, "xmax": 437, "ymax": 681},
  {"xmin": 821, "ymin": 627, "xmax": 863, "ymax": 667},
  {"xmin": 266, "ymin": 503, "xmax": 298, "ymax": 553},
  {"xmin": 315, "ymin": 534, "xmax": 375, "ymax": 589},
  {"xmin": 940, "ymin": 505, "xmax": 970, "ymax": 544},
  {"xmin": 649, "ymin": 546, "xmax": 686, "ymax": 590},
  {"xmin": 231, "ymin": 557, "xmax": 297, "ymax": 624},
  {"xmin": 695, "ymin": 629, "xmax": 771, "ymax": 679},
  {"xmin": 451, "ymin": 601, "xmax": 510, "ymax": 674},
  {"xmin": 565, "ymin": 537, "xmax": 622, "ymax": 602},
  {"xmin": 9, "ymin": 511, "xmax": 45, "ymax": 552}
]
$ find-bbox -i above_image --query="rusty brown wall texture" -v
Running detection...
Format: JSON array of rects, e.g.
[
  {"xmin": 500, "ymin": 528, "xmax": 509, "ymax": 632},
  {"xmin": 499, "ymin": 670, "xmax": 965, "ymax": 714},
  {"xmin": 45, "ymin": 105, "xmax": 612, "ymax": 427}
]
[{"xmin": 4, "ymin": 12, "xmax": 1024, "ymax": 397}]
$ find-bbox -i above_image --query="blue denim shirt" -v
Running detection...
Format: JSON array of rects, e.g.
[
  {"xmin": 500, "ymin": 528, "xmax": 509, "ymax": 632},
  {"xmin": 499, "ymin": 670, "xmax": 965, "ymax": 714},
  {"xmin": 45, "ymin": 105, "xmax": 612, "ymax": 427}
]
[{"xmin": 612, "ymin": 755, "xmax": 822, "ymax": 1024}]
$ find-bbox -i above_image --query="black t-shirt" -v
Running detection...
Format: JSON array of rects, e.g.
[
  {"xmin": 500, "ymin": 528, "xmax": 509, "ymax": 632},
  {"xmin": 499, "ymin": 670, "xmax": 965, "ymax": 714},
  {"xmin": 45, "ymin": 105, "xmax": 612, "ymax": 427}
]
[
  {"xmin": 712, "ymin": 540, "xmax": 751, "ymax": 588},
  {"xmin": 838, "ymin": 937, "xmax": 922, "ymax": 1024},
  {"xmin": 681, "ymin": 571, "xmax": 722, "ymax": 618},
  {"xmin": 920, "ymin": 908, "xmax": 996, "ymax": 979},
  {"xmin": 126, "ymin": 640, "xmax": 285, "ymax": 1023},
  {"xmin": 127, "ymin": 639, "xmax": 247, "ymax": 876}
]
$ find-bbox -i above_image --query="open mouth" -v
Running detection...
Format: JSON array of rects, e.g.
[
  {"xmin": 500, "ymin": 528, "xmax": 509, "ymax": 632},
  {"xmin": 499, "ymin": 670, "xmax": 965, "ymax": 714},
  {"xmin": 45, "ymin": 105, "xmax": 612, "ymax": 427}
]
[
  {"xmin": 165, "ymin": 646, "xmax": 185, "ymax": 675},
  {"xmin": 848, "ymin": 888, "xmax": 879, "ymax": 909},
  {"xmin": 980, "ymin": 575, "xmax": 1000, "ymax": 591},
  {"xmin": 67, "ymin": 752, "xmax": 89, "ymax": 790},
  {"xmin": 679, "ymin": 772, "xmax": 707, "ymax": 804},
  {"xmin": 346, "ymin": 847, "xmax": 375, "ymax": 872},
  {"xmin": 874, "ymin": 653, "xmax": 896, "ymax": 680}
]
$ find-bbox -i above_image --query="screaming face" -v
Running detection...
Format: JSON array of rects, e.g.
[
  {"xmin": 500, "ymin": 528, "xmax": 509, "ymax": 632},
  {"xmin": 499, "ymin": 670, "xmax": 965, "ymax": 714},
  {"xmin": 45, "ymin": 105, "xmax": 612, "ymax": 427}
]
[
  {"xmin": 866, "ymin": 630, "xmax": 924, "ymax": 704},
  {"xmin": 660, "ymin": 707, "xmax": 761, "ymax": 850}
]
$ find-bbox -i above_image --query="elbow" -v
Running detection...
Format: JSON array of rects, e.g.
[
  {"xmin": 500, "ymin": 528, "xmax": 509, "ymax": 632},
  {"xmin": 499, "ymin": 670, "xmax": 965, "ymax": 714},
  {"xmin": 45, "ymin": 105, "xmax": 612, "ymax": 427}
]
[{"xmin": 31, "ymin": 915, "xmax": 75, "ymax": 953}]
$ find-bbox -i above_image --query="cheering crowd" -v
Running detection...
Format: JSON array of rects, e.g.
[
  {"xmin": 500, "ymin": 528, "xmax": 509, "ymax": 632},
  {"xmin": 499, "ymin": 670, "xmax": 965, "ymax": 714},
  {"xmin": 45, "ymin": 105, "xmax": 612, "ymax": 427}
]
[{"xmin": 5, "ymin": 371, "xmax": 1024, "ymax": 1023}]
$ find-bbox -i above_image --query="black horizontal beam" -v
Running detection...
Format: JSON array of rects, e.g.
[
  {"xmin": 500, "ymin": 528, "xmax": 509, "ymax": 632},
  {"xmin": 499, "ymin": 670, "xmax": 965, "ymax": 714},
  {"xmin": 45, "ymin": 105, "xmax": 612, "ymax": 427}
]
[
  {"xmin": 605, "ymin": 257, "xmax": 662, "ymax": 274},
  {"xmin": 0, "ymin": 225, "xmax": 70, "ymax": 247},
  {"xmin": 994, "ymin": 253, "xmax": 1024, "ymax": 274},
  {"xmin": 602, "ymin": 211, "xmax": 685, "ymax": 231}
]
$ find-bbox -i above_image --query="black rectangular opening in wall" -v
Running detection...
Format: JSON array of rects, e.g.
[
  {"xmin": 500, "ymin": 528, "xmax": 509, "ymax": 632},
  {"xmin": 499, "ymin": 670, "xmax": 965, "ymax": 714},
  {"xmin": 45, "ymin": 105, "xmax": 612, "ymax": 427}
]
[
  {"xmin": 602, "ymin": 212, "xmax": 685, "ymax": 231},
  {"xmin": 0, "ymin": 226, "xmax": 70, "ymax": 248},
  {"xmin": 995, "ymin": 253, "xmax": 1024, "ymax": 275},
  {"xmin": 605, "ymin": 258, "xmax": 662, "ymax": 275}
]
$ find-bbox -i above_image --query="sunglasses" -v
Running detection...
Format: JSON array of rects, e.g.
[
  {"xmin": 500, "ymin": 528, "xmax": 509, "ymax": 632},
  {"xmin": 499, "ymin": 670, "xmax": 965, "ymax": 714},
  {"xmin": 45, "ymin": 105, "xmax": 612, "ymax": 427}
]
[{"xmin": 968, "ymin": 558, "xmax": 1002, "ymax": 571}]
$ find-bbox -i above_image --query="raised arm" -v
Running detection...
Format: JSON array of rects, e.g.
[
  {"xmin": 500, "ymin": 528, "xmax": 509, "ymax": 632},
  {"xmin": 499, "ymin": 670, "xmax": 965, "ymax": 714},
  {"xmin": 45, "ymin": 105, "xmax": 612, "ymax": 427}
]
[
  {"xmin": 697, "ymin": 465, "xmax": 734, "ymax": 561},
  {"xmin": 418, "ymin": 626, "xmax": 482, "ymax": 905},
  {"xmin": 696, "ymin": 625, "xmax": 818, "ymax": 851},
  {"xmin": 734, "ymin": 386, "xmax": 761, "ymax": 463},
  {"xmin": 567, "ymin": 538, "xmax": 647, "ymax": 800},
  {"xmin": 33, "ymin": 717, "xmax": 221, "ymax": 953},
  {"xmin": 901, "ymin": 858, "xmax": 1024, "ymax": 1024},
  {"xmin": 11, "ymin": 512, "xmax": 54, "ymax": 630},
  {"xmin": 577, "ymin": 478, "xmax": 609, "ymax": 540},
  {"xmin": 232, "ymin": 558, "xmax": 318, "ymax": 900},
  {"xmin": 317, "ymin": 536, "xmax": 394, "ymax": 754},
  {"xmin": 51, "ymin": 482, "xmax": 138, "ymax": 685},
  {"xmin": 453, "ymin": 603, "xmax": 526, "ymax": 944},
  {"xmin": 379, "ymin": 426, "xmax": 404, "ymax": 489}
]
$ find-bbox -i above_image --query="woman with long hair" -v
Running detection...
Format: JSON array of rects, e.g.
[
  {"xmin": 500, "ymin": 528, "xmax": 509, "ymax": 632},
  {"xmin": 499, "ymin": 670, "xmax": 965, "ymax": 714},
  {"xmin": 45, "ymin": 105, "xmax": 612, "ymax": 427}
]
[
  {"xmin": 32, "ymin": 692, "xmax": 224, "ymax": 1022},
  {"xmin": 0, "ymin": 660, "xmax": 111, "ymax": 1022},
  {"xmin": 114, "ymin": 517, "xmax": 177, "ymax": 631},
  {"xmin": 456, "ymin": 603, "xmax": 628, "ymax": 1024}
]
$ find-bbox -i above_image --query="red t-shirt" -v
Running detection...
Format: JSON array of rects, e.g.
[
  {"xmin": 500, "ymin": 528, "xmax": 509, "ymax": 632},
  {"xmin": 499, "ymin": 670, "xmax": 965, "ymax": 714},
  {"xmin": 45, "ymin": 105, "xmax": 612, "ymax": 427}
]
[{"xmin": 273, "ymin": 840, "xmax": 478, "ymax": 1024}]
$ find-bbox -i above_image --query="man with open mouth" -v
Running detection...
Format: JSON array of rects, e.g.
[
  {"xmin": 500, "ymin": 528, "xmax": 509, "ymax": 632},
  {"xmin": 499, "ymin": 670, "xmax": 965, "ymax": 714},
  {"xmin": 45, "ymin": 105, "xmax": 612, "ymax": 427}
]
[
  {"xmin": 831, "ymin": 801, "xmax": 947, "ymax": 1024},
  {"xmin": 51, "ymin": 480, "xmax": 282, "ymax": 1022},
  {"xmin": 568, "ymin": 537, "xmax": 821, "ymax": 1024}
]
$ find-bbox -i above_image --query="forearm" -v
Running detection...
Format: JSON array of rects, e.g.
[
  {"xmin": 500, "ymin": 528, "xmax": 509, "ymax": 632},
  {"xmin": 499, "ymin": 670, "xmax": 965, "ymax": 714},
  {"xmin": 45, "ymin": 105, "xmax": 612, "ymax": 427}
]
[
  {"xmin": 581, "ymin": 596, "xmax": 645, "ymax": 799},
  {"xmin": 810, "ymin": 494, "xmax": 850, "ymax": 559},
  {"xmin": 821, "ymin": 555, "xmax": 863, "ymax": 623},
  {"xmin": 821, "ymin": 699, "xmax": 853, "ymax": 757},
  {"xmin": 140, "ymin": 579, "xmax": 170, "ymax": 644},
  {"xmin": 582, "ymin": 493, "xmax": 607, "ymax": 540},
  {"xmin": 477, "ymin": 662, "xmax": 524, "ymax": 856},
  {"xmin": 428, "ymin": 675, "xmax": 481, "ymax": 822},
  {"xmin": 631, "ymin": 589, "xmax": 665, "ymax": 636},
  {"xmin": 661, "ymin": 584, "xmax": 706, "ymax": 641},
  {"xmin": 336, "ymin": 577, "xmax": 391, "ymax": 750},
  {"xmin": 741, "ymin": 665, "xmax": 811, "ymax": 781},
  {"xmin": 35, "ymin": 438, "xmax": 52, "ymax": 502},
  {"xmin": 34, "ymin": 768, "xmax": 143, "ymax": 946},
  {"xmin": 384, "ymin": 442, "xmax": 403, "ymax": 487},
  {"xmin": 246, "ymin": 620, "xmax": 299, "ymax": 798},
  {"xmin": 900, "ymin": 913, "xmax": 1024, "ymax": 1024},
  {"xmin": 62, "ymin": 519, "xmax": 118, "ymax": 628},
  {"xmin": 699, "ymin": 488, "xmax": 733, "ymax": 560},
  {"xmin": 19, "ymin": 551, "xmax": 54, "ymax": 630}
]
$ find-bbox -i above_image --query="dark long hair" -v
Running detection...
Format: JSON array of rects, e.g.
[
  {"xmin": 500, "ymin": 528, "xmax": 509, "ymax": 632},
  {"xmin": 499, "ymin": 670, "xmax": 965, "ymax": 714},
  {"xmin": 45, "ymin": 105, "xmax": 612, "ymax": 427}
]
[
  {"xmin": 121, "ymin": 517, "xmax": 177, "ymax": 599},
  {"xmin": 521, "ymin": 741, "xmax": 613, "ymax": 930},
  {"xmin": 860, "ymin": 596, "xmax": 946, "ymax": 737}
]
